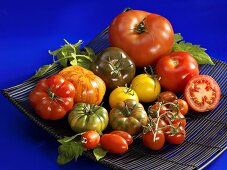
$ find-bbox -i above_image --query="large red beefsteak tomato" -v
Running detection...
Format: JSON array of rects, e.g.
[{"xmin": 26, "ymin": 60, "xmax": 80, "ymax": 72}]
[{"xmin": 109, "ymin": 10, "xmax": 174, "ymax": 67}]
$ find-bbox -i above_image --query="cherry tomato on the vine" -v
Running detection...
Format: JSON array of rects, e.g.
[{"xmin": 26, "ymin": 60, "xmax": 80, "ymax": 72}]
[
  {"xmin": 165, "ymin": 124, "xmax": 186, "ymax": 144},
  {"xmin": 142, "ymin": 129, "xmax": 165, "ymax": 150}
]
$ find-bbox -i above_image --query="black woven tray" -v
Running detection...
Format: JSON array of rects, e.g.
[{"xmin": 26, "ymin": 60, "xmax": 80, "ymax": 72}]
[{"xmin": 2, "ymin": 16, "xmax": 227, "ymax": 170}]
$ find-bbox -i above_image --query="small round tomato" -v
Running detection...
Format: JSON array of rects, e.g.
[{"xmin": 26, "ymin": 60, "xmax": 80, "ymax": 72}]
[
  {"xmin": 110, "ymin": 130, "xmax": 133, "ymax": 145},
  {"xmin": 131, "ymin": 74, "xmax": 161, "ymax": 103},
  {"xmin": 155, "ymin": 52, "xmax": 199, "ymax": 93},
  {"xmin": 142, "ymin": 129, "xmax": 165, "ymax": 150},
  {"xmin": 109, "ymin": 86, "xmax": 139, "ymax": 108},
  {"xmin": 100, "ymin": 134, "xmax": 128, "ymax": 154},
  {"xmin": 174, "ymin": 99, "xmax": 189, "ymax": 116},
  {"xmin": 172, "ymin": 113, "xmax": 186, "ymax": 128},
  {"xmin": 148, "ymin": 103, "xmax": 168, "ymax": 118},
  {"xmin": 81, "ymin": 130, "xmax": 100, "ymax": 149},
  {"xmin": 157, "ymin": 91, "xmax": 178, "ymax": 103},
  {"xmin": 165, "ymin": 125, "xmax": 186, "ymax": 144},
  {"xmin": 184, "ymin": 75, "xmax": 221, "ymax": 112}
]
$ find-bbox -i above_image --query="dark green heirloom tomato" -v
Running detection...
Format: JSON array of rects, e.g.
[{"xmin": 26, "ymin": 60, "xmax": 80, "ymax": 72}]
[
  {"xmin": 109, "ymin": 99, "xmax": 148, "ymax": 135},
  {"xmin": 68, "ymin": 103, "xmax": 109, "ymax": 134},
  {"xmin": 90, "ymin": 47, "xmax": 136, "ymax": 90}
]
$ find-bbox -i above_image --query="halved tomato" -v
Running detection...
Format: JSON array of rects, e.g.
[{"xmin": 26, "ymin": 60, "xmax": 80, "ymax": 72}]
[{"xmin": 184, "ymin": 75, "xmax": 221, "ymax": 112}]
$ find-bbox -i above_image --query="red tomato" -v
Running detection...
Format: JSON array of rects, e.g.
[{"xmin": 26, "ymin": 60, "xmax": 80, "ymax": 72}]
[
  {"xmin": 155, "ymin": 52, "xmax": 199, "ymax": 93},
  {"xmin": 81, "ymin": 130, "xmax": 100, "ymax": 149},
  {"xmin": 174, "ymin": 99, "xmax": 189, "ymax": 116},
  {"xmin": 157, "ymin": 91, "xmax": 178, "ymax": 103},
  {"xmin": 184, "ymin": 75, "xmax": 221, "ymax": 112},
  {"xmin": 110, "ymin": 130, "xmax": 133, "ymax": 145},
  {"xmin": 149, "ymin": 103, "xmax": 168, "ymax": 117},
  {"xmin": 29, "ymin": 75, "xmax": 75, "ymax": 120},
  {"xmin": 109, "ymin": 10, "xmax": 174, "ymax": 67},
  {"xmin": 100, "ymin": 134, "xmax": 128, "ymax": 154},
  {"xmin": 172, "ymin": 113, "xmax": 187, "ymax": 128},
  {"xmin": 142, "ymin": 129, "xmax": 165, "ymax": 150},
  {"xmin": 165, "ymin": 125, "xmax": 186, "ymax": 144}
]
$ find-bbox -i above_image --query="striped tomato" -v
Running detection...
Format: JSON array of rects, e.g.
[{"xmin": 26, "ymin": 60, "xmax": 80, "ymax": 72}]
[{"xmin": 58, "ymin": 65, "xmax": 106, "ymax": 105}]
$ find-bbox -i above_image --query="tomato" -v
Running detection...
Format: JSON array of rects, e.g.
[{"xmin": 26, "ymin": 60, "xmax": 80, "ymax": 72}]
[
  {"xmin": 68, "ymin": 103, "xmax": 109, "ymax": 134},
  {"xmin": 29, "ymin": 75, "xmax": 75, "ymax": 120},
  {"xmin": 109, "ymin": 99, "xmax": 148, "ymax": 135},
  {"xmin": 174, "ymin": 99, "xmax": 189, "ymax": 116},
  {"xmin": 131, "ymin": 74, "xmax": 161, "ymax": 103},
  {"xmin": 165, "ymin": 124, "xmax": 186, "ymax": 144},
  {"xmin": 109, "ymin": 86, "xmax": 139, "ymax": 108},
  {"xmin": 142, "ymin": 129, "xmax": 165, "ymax": 150},
  {"xmin": 172, "ymin": 113, "xmax": 187, "ymax": 128},
  {"xmin": 110, "ymin": 130, "xmax": 133, "ymax": 145},
  {"xmin": 157, "ymin": 91, "xmax": 178, "ymax": 103},
  {"xmin": 100, "ymin": 134, "xmax": 128, "ymax": 154},
  {"xmin": 148, "ymin": 103, "xmax": 168, "ymax": 118},
  {"xmin": 81, "ymin": 130, "xmax": 100, "ymax": 149},
  {"xmin": 109, "ymin": 10, "xmax": 174, "ymax": 67},
  {"xmin": 155, "ymin": 52, "xmax": 199, "ymax": 93},
  {"xmin": 184, "ymin": 75, "xmax": 221, "ymax": 112},
  {"xmin": 90, "ymin": 47, "xmax": 136, "ymax": 90},
  {"xmin": 58, "ymin": 65, "xmax": 106, "ymax": 105}
]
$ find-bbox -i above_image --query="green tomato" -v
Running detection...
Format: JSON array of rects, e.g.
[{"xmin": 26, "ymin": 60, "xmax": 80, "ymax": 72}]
[{"xmin": 68, "ymin": 103, "xmax": 109, "ymax": 134}]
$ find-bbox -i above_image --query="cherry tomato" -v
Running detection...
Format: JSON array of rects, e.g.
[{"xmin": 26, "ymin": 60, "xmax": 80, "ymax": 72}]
[
  {"xmin": 81, "ymin": 130, "xmax": 100, "ymax": 149},
  {"xmin": 149, "ymin": 103, "xmax": 168, "ymax": 118},
  {"xmin": 109, "ymin": 86, "xmax": 139, "ymax": 108},
  {"xmin": 100, "ymin": 134, "xmax": 128, "ymax": 154},
  {"xmin": 110, "ymin": 130, "xmax": 133, "ymax": 145},
  {"xmin": 174, "ymin": 99, "xmax": 189, "ymax": 116},
  {"xmin": 149, "ymin": 118, "xmax": 168, "ymax": 133},
  {"xmin": 131, "ymin": 74, "xmax": 161, "ymax": 103},
  {"xmin": 157, "ymin": 91, "xmax": 178, "ymax": 103},
  {"xmin": 109, "ymin": 10, "xmax": 174, "ymax": 67},
  {"xmin": 29, "ymin": 75, "xmax": 75, "ymax": 120},
  {"xmin": 184, "ymin": 75, "xmax": 221, "ymax": 112},
  {"xmin": 172, "ymin": 113, "xmax": 187, "ymax": 128},
  {"xmin": 155, "ymin": 52, "xmax": 199, "ymax": 93},
  {"xmin": 165, "ymin": 124, "xmax": 186, "ymax": 144},
  {"xmin": 142, "ymin": 129, "xmax": 165, "ymax": 150}
]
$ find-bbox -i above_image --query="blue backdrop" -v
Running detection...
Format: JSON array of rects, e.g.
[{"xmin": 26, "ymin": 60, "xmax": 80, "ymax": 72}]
[{"xmin": 0, "ymin": 0, "xmax": 226, "ymax": 170}]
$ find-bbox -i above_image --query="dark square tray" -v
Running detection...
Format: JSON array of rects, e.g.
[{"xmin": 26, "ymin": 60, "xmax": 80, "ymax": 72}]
[{"xmin": 1, "ymin": 16, "xmax": 227, "ymax": 170}]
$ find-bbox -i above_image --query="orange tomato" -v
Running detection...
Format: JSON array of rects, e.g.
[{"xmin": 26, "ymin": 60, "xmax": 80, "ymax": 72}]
[{"xmin": 58, "ymin": 65, "xmax": 106, "ymax": 105}]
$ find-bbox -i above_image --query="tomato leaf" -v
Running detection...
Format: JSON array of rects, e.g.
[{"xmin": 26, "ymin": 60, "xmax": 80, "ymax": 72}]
[
  {"xmin": 173, "ymin": 34, "xmax": 214, "ymax": 65},
  {"xmin": 31, "ymin": 63, "xmax": 56, "ymax": 79},
  {"xmin": 174, "ymin": 33, "xmax": 183, "ymax": 43},
  {"xmin": 57, "ymin": 142, "xmax": 87, "ymax": 165},
  {"xmin": 32, "ymin": 39, "xmax": 95, "ymax": 78},
  {"xmin": 93, "ymin": 146, "xmax": 108, "ymax": 161}
]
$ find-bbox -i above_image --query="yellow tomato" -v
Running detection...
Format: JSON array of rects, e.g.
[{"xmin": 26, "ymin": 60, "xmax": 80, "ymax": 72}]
[
  {"xmin": 131, "ymin": 74, "xmax": 161, "ymax": 103},
  {"xmin": 109, "ymin": 87, "xmax": 139, "ymax": 108}
]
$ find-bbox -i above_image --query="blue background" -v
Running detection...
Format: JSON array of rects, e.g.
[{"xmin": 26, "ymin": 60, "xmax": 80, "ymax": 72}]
[{"xmin": 0, "ymin": 0, "xmax": 226, "ymax": 169}]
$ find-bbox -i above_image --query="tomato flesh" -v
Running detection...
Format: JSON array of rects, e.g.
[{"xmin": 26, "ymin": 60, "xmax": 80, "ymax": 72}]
[{"xmin": 184, "ymin": 75, "xmax": 221, "ymax": 112}]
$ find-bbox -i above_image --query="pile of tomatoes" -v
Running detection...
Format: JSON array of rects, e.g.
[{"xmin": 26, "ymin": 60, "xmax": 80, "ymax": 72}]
[{"xmin": 29, "ymin": 9, "xmax": 221, "ymax": 155}]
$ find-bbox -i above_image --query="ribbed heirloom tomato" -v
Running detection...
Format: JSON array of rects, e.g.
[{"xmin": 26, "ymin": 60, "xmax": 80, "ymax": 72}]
[
  {"xmin": 109, "ymin": 10, "xmax": 174, "ymax": 67},
  {"xmin": 58, "ymin": 65, "xmax": 106, "ymax": 105},
  {"xmin": 29, "ymin": 75, "xmax": 75, "ymax": 120}
]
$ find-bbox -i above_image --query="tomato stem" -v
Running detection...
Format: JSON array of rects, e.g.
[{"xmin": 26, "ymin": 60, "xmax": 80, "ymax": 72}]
[{"xmin": 136, "ymin": 19, "xmax": 146, "ymax": 34}]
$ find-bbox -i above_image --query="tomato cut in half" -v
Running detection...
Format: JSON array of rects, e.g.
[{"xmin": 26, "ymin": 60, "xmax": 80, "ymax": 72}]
[{"xmin": 184, "ymin": 75, "xmax": 221, "ymax": 112}]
